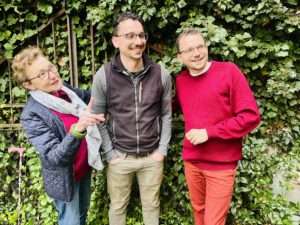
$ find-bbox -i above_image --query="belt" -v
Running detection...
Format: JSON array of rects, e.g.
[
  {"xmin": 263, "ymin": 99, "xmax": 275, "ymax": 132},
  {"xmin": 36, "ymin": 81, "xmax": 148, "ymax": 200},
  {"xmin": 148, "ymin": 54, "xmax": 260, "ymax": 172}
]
[{"xmin": 126, "ymin": 151, "xmax": 153, "ymax": 158}]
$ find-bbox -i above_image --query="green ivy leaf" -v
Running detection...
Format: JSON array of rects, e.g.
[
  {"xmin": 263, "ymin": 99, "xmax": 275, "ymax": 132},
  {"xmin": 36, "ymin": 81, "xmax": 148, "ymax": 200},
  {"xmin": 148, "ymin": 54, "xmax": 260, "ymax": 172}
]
[
  {"xmin": 24, "ymin": 29, "xmax": 37, "ymax": 38},
  {"xmin": 177, "ymin": 0, "xmax": 187, "ymax": 9},
  {"xmin": 25, "ymin": 13, "xmax": 37, "ymax": 22},
  {"xmin": 12, "ymin": 87, "xmax": 25, "ymax": 97},
  {"xmin": 3, "ymin": 3, "xmax": 11, "ymax": 11},
  {"xmin": 0, "ymin": 79, "xmax": 8, "ymax": 92},
  {"xmin": 178, "ymin": 173, "xmax": 186, "ymax": 184},
  {"xmin": 289, "ymin": 100, "xmax": 297, "ymax": 106},
  {"xmin": 7, "ymin": 14, "xmax": 18, "ymax": 26},
  {"xmin": 5, "ymin": 30, "xmax": 11, "ymax": 39},
  {"xmin": 275, "ymin": 51, "xmax": 289, "ymax": 57},
  {"xmin": 225, "ymin": 14, "xmax": 235, "ymax": 22},
  {"xmin": 37, "ymin": 2, "xmax": 53, "ymax": 14},
  {"xmin": 287, "ymin": 0, "xmax": 298, "ymax": 5},
  {"xmin": 3, "ymin": 43, "xmax": 13, "ymax": 58},
  {"xmin": 267, "ymin": 111, "xmax": 277, "ymax": 118},
  {"xmin": 241, "ymin": 187, "xmax": 250, "ymax": 193}
]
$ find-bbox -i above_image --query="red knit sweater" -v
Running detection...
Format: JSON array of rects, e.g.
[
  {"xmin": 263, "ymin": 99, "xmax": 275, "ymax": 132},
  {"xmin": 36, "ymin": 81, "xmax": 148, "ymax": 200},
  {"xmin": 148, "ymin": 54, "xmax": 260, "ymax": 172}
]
[
  {"xmin": 51, "ymin": 91, "xmax": 90, "ymax": 181},
  {"xmin": 176, "ymin": 61, "xmax": 260, "ymax": 170}
]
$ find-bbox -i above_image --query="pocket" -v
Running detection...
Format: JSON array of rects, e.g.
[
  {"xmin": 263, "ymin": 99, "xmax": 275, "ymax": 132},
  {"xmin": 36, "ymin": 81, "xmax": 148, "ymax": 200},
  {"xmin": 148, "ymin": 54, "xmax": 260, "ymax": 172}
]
[
  {"xmin": 42, "ymin": 166, "xmax": 74, "ymax": 202},
  {"xmin": 156, "ymin": 116, "xmax": 161, "ymax": 139},
  {"xmin": 109, "ymin": 150, "xmax": 125, "ymax": 166},
  {"xmin": 107, "ymin": 118, "xmax": 117, "ymax": 142},
  {"xmin": 150, "ymin": 151, "xmax": 164, "ymax": 162},
  {"xmin": 150, "ymin": 156, "xmax": 164, "ymax": 162},
  {"xmin": 112, "ymin": 119, "xmax": 116, "ymax": 141},
  {"xmin": 109, "ymin": 157, "xmax": 122, "ymax": 166}
]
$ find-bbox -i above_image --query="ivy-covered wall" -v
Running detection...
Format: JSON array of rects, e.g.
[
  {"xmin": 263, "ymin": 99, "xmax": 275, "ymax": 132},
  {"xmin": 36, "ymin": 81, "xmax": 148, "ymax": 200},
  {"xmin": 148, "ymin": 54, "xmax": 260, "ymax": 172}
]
[{"xmin": 0, "ymin": 0, "xmax": 299, "ymax": 224}]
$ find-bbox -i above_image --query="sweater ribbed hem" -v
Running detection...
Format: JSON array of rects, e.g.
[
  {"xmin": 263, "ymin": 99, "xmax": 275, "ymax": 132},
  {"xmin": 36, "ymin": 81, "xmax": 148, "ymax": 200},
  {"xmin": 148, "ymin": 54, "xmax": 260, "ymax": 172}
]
[{"xmin": 187, "ymin": 160, "xmax": 238, "ymax": 170}]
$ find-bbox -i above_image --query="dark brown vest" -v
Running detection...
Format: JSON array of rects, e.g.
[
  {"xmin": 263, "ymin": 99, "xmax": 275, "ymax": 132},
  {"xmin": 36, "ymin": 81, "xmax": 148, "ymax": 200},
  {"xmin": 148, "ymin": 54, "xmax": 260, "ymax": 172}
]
[{"xmin": 104, "ymin": 60, "xmax": 163, "ymax": 154}]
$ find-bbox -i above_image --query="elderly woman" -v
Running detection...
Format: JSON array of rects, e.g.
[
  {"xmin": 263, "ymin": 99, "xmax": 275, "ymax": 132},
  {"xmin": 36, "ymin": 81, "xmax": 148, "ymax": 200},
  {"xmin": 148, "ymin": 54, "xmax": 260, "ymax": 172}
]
[{"xmin": 12, "ymin": 46, "xmax": 105, "ymax": 225}]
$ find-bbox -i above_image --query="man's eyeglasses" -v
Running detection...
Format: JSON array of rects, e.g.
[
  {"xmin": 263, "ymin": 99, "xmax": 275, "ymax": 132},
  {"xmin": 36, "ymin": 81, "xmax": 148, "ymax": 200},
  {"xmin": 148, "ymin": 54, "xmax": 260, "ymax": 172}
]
[
  {"xmin": 27, "ymin": 65, "xmax": 58, "ymax": 82},
  {"xmin": 116, "ymin": 32, "xmax": 148, "ymax": 41},
  {"xmin": 178, "ymin": 44, "xmax": 207, "ymax": 56}
]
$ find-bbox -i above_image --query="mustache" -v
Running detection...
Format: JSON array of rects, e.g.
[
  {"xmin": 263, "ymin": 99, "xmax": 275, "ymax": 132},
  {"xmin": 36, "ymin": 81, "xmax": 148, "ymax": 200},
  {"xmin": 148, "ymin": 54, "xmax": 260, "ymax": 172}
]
[{"xmin": 129, "ymin": 43, "xmax": 145, "ymax": 50}]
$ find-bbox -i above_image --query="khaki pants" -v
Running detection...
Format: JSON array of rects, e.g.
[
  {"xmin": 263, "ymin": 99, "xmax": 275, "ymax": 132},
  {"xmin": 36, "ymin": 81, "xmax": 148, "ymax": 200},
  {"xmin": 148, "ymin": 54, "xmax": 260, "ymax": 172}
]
[{"xmin": 107, "ymin": 151, "xmax": 164, "ymax": 225}]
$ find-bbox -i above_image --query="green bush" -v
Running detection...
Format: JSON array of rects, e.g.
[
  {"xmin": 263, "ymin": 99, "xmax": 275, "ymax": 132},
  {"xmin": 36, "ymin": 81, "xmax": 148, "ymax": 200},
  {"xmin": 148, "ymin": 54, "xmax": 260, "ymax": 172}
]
[{"xmin": 0, "ymin": 0, "xmax": 299, "ymax": 224}]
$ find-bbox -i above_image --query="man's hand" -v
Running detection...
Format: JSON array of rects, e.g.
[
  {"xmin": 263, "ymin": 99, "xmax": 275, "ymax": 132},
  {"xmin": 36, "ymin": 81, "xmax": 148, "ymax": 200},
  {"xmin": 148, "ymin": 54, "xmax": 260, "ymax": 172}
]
[
  {"xmin": 75, "ymin": 97, "xmax": 105, "ymax": 132},
  {"xmin": 151, "ymin": 151, "xmax": 164, "ymax": 161},
  {"xmin": 185, "ymin": 129, "xmax": 208, "ymax": 145},
  {"xmin": 109, "ymin": 157, "xmax": 121, "ymax": 165}
]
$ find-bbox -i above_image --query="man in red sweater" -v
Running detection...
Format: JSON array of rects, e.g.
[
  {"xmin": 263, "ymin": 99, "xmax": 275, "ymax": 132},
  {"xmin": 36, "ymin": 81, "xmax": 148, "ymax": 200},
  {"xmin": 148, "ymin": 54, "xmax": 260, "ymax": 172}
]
[{"xmin": 175, "ymin": 28, "xmax": 260, "ymax": 225}]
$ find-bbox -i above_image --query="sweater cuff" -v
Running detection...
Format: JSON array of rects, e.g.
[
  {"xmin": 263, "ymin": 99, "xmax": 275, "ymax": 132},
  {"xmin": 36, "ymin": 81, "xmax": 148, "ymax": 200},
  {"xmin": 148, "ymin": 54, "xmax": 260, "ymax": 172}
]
[
  {"xmin": 158, "ymin": 145, "xmax": 168, "ymax": 156},
  {"xmin": 70, "ymin": 124, "xmax": 87, "ymax": 139},
  {"xmin": 206, "ymin": 126, "xmax": 219, "ymax": 139}
]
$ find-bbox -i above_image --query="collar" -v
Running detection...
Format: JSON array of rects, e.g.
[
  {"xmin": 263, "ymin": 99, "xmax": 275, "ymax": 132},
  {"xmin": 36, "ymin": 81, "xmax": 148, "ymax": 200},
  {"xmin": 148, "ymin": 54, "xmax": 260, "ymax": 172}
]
[
  {"xmin": 189, "ymin": 61, "xmax": 212, "ymax": 77},
  {"xmin": 111, "ymin": 52, "xmax": 153, "ymax": 75},
  {"xmin": 52, "ymin": 90, "xmax": 70, "ymax": 102}
]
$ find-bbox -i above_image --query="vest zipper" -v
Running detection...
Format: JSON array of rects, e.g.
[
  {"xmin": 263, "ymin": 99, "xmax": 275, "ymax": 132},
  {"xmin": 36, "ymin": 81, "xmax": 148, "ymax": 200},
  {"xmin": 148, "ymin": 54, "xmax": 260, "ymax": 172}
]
[
  {"xmin": 139, "ymin": 82, "xmax": 143, "ymax": 103},
  {"xmin": 112, "ymin": 119, "xmax": 116, "ymax": 142},
  {"xmin": 123, "ymin": 66, "xmax": 150, "ymax": 155},
  {"xmin": 157, "ymin": 116, "xmax": 160, "ymax": 141},
  {"xmin": 132, "ymin": 77, "xmax": 140, "ymax": 154}
]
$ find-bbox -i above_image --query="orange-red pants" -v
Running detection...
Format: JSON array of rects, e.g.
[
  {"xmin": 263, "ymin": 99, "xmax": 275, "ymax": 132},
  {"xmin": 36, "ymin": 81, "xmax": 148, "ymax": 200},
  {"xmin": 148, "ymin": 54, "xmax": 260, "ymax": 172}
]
[{"xmin": 184, "ymin": 161, "xmax": 236, "ymax": 225}]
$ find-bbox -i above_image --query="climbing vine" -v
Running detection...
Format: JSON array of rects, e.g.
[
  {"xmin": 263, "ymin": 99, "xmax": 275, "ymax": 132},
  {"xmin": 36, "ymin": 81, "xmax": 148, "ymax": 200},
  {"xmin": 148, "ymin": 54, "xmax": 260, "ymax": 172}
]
[{"xmin": 0, "ymin": 0, "xmax": 299, "ymax": 224}]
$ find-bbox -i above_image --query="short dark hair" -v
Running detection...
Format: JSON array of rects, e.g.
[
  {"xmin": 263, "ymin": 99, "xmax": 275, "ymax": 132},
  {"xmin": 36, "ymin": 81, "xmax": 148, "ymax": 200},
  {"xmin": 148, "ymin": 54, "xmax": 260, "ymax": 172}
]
[
  {"xmin": 112, "ymin": 12, "xmax": 143, "ymax": 36},
  {"xmin": 176, "ymin": 28, "xmax": 206, "ymax": 53}
]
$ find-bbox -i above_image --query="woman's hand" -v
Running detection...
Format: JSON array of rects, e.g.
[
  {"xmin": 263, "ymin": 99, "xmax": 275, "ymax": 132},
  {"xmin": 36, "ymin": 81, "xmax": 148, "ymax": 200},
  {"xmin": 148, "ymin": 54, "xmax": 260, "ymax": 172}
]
[{"xmin": 75, "ymin": 97, "xmax": 105, "ymax": 133}]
